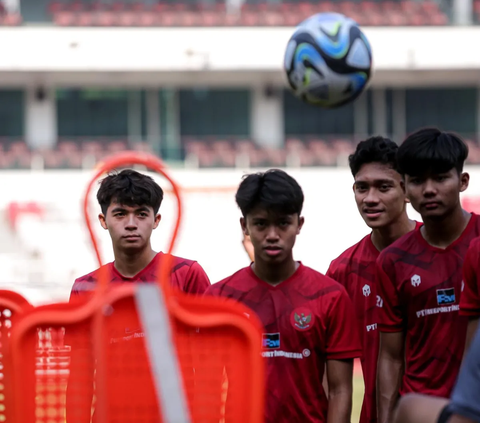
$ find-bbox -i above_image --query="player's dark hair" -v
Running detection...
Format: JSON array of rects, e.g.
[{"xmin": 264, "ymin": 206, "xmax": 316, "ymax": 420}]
[
  {"xmin": 235, "ymin": 169, "xmax": 304, "ymax": 217},
  {"xmin": 348, "ymin": 136, "xmax": 399, "ymax": 177},
  {"xmin": 397, "ymin": 127, "xmax": 468, "ymax": 176},
  {"xmin": 97, "ymin": 169, "xmax": 164, "ymax": 215}
]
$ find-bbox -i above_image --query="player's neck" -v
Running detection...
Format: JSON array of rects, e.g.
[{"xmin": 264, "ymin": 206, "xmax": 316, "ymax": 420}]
[
  {"xmin": 371, "ymin": 215, "xmax": 416, "ymax": 252},
  {"xmin": 421, "ymin": 207, "xmax": 471, "ymax": 249},
  {"xmin": 113, "ymin": 246, "xmax": 157, "ymax": 278},
  {"xmin": 252, "ymin": 256, "xmax": 299, "ymax": 286}
]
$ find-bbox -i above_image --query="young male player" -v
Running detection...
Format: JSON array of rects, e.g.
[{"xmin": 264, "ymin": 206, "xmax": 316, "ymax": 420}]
[
  {"xmin": 71, "ymin": 169, "xmax": 210, "ymax": 296},
  {"xmin": 327, "ymin": 136, "xmax": 419, "ymax": 423},
  {"xmin": 67, "ymin": 169, "xmax": 210, "ymax": 423},
  {"xmin": 376, "ymin": 128, "xmax": 480, "ymax": 423},
  {"xmin": 206, "ymin": 169, "xmax": 362, "ymax": 423}
]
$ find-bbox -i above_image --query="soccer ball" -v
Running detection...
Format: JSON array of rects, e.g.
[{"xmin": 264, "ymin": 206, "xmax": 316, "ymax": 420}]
[{"xmin": 284, "ymin": 12, "xmax": 373, "ymax": 109}]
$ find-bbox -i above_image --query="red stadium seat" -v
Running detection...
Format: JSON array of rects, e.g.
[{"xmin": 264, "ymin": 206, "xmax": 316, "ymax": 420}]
[
  {"xmin": 48, "ymin": 1, "xmax": 65, "ymax": 14},
  {"xmin": 117, "ymin": 11, "xmax": 138, "ymax": 26},
  {"xmin": 139, "ymin": 10, "xmax": 157, "ymax": 26},
  {"xmin": 179, "ymin": 11, "xmax": 199, "ymax": 26},
  {"xmin": 240, "ymin": 10, "xmax": 260, "ymax": 26},
  {"xmin": 2, "ymin": 13, "xmax": 22, "ymax": 26},
  {"xmin": 76, "ymin": 11, "xmax": 94, "ymax": 26},
  {"xmin": 96, "ymin": 11, "xmax": 116, "ymax": 26},
  {"xmin": 262, "ymin": 11, "xmax": 284, "ymax": 26},
  {"xmin": 158, "ymin": 10, "xmax": 178, "ymax": 26},
  {"xmin": 53, "ymin": 10, "xmax": 76, "ymax": 26}
]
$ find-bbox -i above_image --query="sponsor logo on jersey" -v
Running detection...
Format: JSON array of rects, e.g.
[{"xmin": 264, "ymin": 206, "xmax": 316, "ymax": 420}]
[
  {"xmin": 436, "ymin": 288, "xmax": 455, "ymax": 305},
  {"xmin": 262, "ymin": 333, "xmax": 280, "ymax": 349},
  {"xmin": 290, "ymin": 307, "xmax": 315, "ymax": 331}
]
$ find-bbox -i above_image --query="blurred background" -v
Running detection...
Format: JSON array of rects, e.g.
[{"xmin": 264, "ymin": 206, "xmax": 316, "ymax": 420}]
[
  {"xmin": 2, "ymin": 0, "xmax": 480, "ymax": 299},
  {"xmin": 3, "ymin": 1, "xmax": 480, "ymax": 418}
]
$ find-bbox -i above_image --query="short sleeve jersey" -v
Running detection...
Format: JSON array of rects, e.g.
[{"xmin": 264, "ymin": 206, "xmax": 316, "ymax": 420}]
[
  {"xmin": 206, "ymin": 263, "xmax": 362, "ymax": 423},
  {"xmin": 327, "ymin": 222, "xmax": 421, "ymax": 423},
  {"xmin": 71, "ymin": 252, "xmax": 211, "ymax": 297},
  {"xmin": 460, "ymin": 236, "xmax": 480, "ymax": 317},
  {"xmin": 327, "ymin": 234, "xmax": 382, "ymax": 423},
  {"xmin": 376, "ymin": 213, "xmax": 480, "ymax": 397}
]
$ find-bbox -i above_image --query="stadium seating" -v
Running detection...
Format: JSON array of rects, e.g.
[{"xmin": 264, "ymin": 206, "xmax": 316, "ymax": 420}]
[
  {"xmin": 45, "ymin": 0, "xmax": 449, "ymax": 27},
  {"xmin": 2, "ymin": 136, "xmax": 480, "ymax": 169},
  {"xmin": 0, "ymin": 2, "xmax": 22, "ymax": 26}
]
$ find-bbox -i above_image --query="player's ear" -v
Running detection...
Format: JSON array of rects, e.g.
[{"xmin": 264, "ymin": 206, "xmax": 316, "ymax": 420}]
[
  {"xmin": 240, "ymin": 217, "xmax": 248, "ymax": 236},
  {"xmin": 99, "ymin": 214, "xmax": 108, "ymax": 230},
  {"xmin": 400, "ymin": 180, "xmax": 411, "ymax": 203},
  {"xmin": 153, "ymin": 213, "xmax": 161, "ymax": 229},
  {"xmin": 297, "ymin": 216, "xmax": 305, "ymax": 234},
  {"xmin": 460, "ymin": 172, "xmax": 470, "ymax": 192}
]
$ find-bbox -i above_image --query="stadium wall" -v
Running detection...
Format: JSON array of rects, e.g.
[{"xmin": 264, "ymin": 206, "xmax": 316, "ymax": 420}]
[{"xmin": 3, "ymin": 166, "xmax": 480, "ymax": 305}]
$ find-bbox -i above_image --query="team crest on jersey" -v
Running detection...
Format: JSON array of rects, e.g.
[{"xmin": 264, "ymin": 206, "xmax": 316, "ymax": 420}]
[
  {"xmin": 290, "ymin": 307, "xmax": 314, "ymax": 331},
  {"xmin": 411, "ymin": 274, "xmax": 421, "ymax": 287}
]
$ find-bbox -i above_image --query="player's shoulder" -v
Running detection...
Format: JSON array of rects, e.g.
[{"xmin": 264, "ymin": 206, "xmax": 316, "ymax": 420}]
[
  {"xmin": 166, "ymin": 253, "xmax": 201, "ymax": 273},
  {"xmin": 329, "ymin": 234, "xmax": 373, "ymax": 269},
  {"xmin": 378, "ymin": 227, "xmax": 420, "ymax": 262},
  {"xmin": 467, "ymin": 233, "xmax": 480, "ymax": 252},
  {"xmin": 74, "ymin": 264, "xmax": 109, "ymax": 284},
  {"xmin": 207, "ymin": 267, "xmax": 252, "ymax": 296},
  {"xmin": 72, "ymin": 264, "xmax": 111, "ymax": 294},
  {"xmin": 470, "ymin": 212, "xmax": 480, "ymax": 233},
  {"xmin": 298, "ymin": 265, "xmax": 349, "ymax": 298},
  {"xmin": 214, "ymin": 267, "xmax": 252, "ymax": 288}
]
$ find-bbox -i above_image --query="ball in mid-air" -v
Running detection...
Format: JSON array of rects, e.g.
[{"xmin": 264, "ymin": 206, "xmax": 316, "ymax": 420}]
[{"xmin": 284, "ymin": 12, "xmax": 373, "ymax": 109}]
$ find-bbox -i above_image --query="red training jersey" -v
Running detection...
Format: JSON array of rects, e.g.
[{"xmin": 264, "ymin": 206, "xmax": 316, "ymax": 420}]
[
  {"xmin": 460, "ymin": 236, "xmax": 480, "ymax": 317},
  {"xmin": 376, "ymin": 213, "xmax": 480, "ymax": 397},
  {"xmin": 71, "ymin": 252, "xmax": 211, "ymax": 297},
  {"xmin": 66, "ymin": 252, "xmax": 210, "ymax": 423},
  {"xmin": 206, "ymin": 263, "xmax": 362, "ymax": 423},
  {"xmin": 327, "ymin": 222, "xmax": 421, "ymax": 423}
]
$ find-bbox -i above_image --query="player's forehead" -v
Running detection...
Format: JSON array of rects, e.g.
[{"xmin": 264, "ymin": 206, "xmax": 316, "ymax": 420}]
[
  {"xmin": 108, "ymin": 202, "xmax": 152, "ymax": 212},
  {"xmin": 354, "ymin": 162, "xmax": 400, "ymax": 184},
  {"xmin": 405, "ymin": 167, "xmax": 457, "ymax": 179},
  {"xmin": 247, "ymin": 206, "xmax": 296, "ymax": 221}
]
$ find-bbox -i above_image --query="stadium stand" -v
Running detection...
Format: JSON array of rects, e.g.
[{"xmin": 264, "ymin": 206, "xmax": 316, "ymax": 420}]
[
  {"xmin": 3, "ymin": 136, "xmax": 480, "ymax": 169},
  {"xmin": 42, "ymin": 0, "xmax": 448, "ymax": 27}
]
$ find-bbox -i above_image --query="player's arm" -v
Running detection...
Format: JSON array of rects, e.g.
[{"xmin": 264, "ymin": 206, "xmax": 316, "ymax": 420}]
[
  {"xmin": 325, "ymin": 285, "xmax": 361, "ymax": 423},
  {"xmin": 326, "ymin": 359, "xmax": 354, "ymax": 423},
  {"xmin": 377, "ymin": 331, "xmax": 405, "ymax": 423},
  {"xmin": 323, "ymin": 262, "xmax": 341, "ymax": 398},
  {"xmin": 375, "ymin": 257, "xmax": 405, "ymax": 423}
]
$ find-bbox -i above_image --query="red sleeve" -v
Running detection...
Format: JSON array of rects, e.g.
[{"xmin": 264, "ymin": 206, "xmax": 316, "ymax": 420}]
[
  {"xmin": 325, "ymin": 262, "xmax": 337, "ymax": 280},
  {"xmin": 325, "ymin": 287, "xmax": 362, "ymax": 359},
  {"xmin": 376, "ymin": 257, "xmax": 403, "ymax": 332},
  {"xmin": 184, "ymin": 262, "xmax": 211, "ymax": 295},
  {"xmin": 460, "ymin": 241, "xmax": 480, "ymax": 317}
]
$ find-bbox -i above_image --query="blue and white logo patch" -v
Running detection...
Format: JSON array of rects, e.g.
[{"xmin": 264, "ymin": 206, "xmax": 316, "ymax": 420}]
[{"xmin": 436, "ymin": 288, "xmax": 455, "ymax": 305}]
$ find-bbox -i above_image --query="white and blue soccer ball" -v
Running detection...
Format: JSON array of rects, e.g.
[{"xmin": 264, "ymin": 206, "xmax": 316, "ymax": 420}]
[{"xmin": 284, "ymin": 12, "xmax": 373, "ymax": 109}]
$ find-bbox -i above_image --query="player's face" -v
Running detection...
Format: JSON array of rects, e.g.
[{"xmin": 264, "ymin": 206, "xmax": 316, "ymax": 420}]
[
  {"xmin": 353, "ymin": 163, "xmax": 407, "ymax": 229},
  {"xmin": 99, "ymin": 203, "xmax": 161, "ymax": 252},
  {"xmin": 405, "ymin": 169, "xmax": 469, "ymax": 219},
  {"xmin": 241, "ymin": 208, "xmax": 304, "ymax": 264}
]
